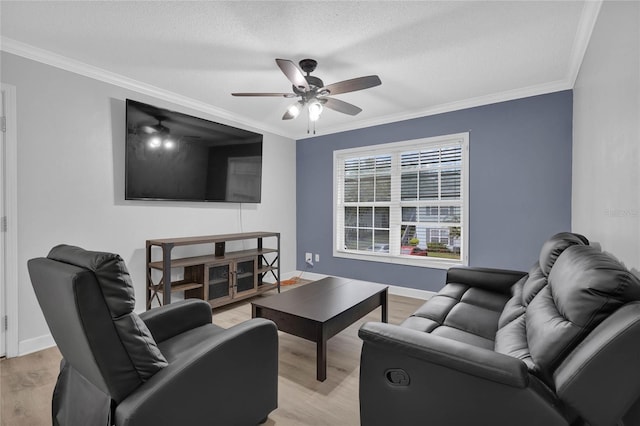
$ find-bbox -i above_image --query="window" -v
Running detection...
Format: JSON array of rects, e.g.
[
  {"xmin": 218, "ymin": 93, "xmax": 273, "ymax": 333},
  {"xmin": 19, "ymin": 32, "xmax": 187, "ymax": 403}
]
[{"xmin": 334, "ymin": 133, "xmax": 468, "ymax": 268}]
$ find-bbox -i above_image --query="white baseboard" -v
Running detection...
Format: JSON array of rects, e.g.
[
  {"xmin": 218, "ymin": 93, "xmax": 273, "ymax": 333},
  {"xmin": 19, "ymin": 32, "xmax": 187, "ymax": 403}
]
[
  {"xmin": 18, "ymin": 333, "xmax": 56, "ymax": 356},
  {"xmin": 293, "ymin": 271, "xmax": 329, "ymax": 282},
  {"xmin": 291, "ymin": 271, "xmax": 434, "ymax": 300}
]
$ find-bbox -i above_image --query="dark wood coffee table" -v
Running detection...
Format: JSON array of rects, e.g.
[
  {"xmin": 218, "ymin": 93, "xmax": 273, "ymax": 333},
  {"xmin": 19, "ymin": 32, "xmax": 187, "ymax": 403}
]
[{"xmin": 251, "ymin": 276, "xmax": 388, "ymax": 381}]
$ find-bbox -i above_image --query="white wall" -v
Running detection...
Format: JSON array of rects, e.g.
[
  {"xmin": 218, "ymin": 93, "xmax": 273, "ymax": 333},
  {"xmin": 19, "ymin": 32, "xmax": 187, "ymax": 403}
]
[
  {"xmin": 573, "ymin": 1, "xmax": 640, "ymax": 273},
  {"xmin": 1, "ymin": 52, "xmax": 297, "ymax": 354}
]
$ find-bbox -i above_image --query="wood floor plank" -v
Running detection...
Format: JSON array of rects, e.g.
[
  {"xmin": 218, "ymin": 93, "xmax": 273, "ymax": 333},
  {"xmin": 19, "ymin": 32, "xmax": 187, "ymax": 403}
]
[{"xmin": 0, "ymin": 285, "xmax": 424, "ymax": 426}]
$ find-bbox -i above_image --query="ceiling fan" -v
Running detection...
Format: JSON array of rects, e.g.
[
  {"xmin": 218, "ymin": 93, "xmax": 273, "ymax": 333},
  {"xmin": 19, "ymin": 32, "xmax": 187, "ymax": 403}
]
[
  {"xmin": 137, "ymin": 116, "xmax": 178, "ymax": 149},
  {"xmin": 232, "ymin": 58, "xmax": 381, "ymax": 130}
]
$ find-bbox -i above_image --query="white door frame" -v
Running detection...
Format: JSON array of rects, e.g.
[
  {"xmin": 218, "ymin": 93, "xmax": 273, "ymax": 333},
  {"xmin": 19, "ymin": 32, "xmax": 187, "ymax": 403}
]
[{"xmin": 1, "ymin": 83, "xmax": 19, "ymax": 358}]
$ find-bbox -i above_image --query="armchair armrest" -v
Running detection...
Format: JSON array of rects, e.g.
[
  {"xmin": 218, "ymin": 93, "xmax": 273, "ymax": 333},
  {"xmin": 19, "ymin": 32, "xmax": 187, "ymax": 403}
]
[
  {"xmin": 139, "ymin": 299, "xmax": 212, "ymax": 343},
  {"xmin": 358, "ymin": 322, "xmax": 568, "ymax": 426},
  {"xmin": 115, "ymin": 318, "xmax": 278, "ymax": 426},
  {"xmin": 446, "ymin": 266, "xmax": 527, "ymax": 294}
]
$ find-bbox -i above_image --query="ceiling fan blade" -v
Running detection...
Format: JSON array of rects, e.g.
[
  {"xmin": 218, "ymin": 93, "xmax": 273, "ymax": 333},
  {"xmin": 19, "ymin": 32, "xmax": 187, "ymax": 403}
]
[
  {"xmin": 232, "ymin": 92, "xmax": 296, "ymax": 98},
  {"xmin": 276, "ymin": 59, "xmax": 310, "ymax": 91},
  {"xmin": 321, "ymin": 75, "xmax": 381, "ymax": 96},
  {"xmin": 322, "ymin": 97, "xmax": 363, "ymax": 116}
]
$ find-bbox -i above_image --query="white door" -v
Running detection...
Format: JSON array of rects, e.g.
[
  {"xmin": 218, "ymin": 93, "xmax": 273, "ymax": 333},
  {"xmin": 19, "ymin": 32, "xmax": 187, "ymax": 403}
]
[{"xmin": 0, "ymin": 83, "xmax": 17, "ymax": 358}]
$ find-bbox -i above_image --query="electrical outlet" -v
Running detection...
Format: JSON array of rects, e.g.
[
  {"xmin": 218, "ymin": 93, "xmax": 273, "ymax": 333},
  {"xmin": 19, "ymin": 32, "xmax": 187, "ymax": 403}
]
[
  {"xmin": 305, "ymin": 252, "xmax": 313, "ymax": 266},
  {"xmin": 315, "ymin": 254, "xmax": 320, "ymax": 262}
]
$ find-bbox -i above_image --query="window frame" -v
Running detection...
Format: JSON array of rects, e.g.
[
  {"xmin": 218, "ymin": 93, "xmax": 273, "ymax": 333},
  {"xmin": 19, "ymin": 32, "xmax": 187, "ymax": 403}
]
[{"xmin": 333, "ymin": 132, "xmax": 469, "ymax": 269}]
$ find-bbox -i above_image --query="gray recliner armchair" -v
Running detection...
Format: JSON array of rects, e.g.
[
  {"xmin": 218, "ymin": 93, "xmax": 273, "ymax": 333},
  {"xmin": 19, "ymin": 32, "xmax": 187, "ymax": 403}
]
[{"xmin": 28, "ymin": 244, "xmax": 278, "ymax": 426}]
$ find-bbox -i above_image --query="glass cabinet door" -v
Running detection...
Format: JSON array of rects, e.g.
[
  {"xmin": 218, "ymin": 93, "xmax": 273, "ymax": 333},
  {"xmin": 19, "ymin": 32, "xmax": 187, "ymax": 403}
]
[
  {"xmin": 207, "ymin": 263, "xmax": 232, "ymax": 303},
  {"xmin": 234, "ymin": 258, "xmax": 256, "ymax": 295}
]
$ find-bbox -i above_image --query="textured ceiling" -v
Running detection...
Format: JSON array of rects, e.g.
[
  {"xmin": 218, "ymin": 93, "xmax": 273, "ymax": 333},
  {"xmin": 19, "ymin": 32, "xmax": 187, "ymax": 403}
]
[{"xmin": 0, "ymin": 1, "xmax": 599, "ymax": 139}]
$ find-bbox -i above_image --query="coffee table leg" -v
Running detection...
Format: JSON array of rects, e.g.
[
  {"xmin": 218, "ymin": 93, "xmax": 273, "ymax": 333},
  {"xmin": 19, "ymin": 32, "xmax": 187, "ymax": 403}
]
[
  {"xmin": 317, "ymin": 327, "xmax": 327, "ymax": 381},
  {"xmin": 381, "ymin": 288, "xmax": 388, "ymax": 323}
]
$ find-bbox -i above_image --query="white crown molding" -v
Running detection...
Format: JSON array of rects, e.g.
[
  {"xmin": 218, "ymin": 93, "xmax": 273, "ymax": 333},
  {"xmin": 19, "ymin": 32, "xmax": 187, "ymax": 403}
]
[
  {"xmin": 301, "ymin": 78, "xmax": 573, "ymax": 139},
  {"xmin": 566, "ymin": 0, "xmax": 603, "ymax": 88},
  {"xmin": 0, "ymin": 37, "xmax": 298, "ymax": 140}
]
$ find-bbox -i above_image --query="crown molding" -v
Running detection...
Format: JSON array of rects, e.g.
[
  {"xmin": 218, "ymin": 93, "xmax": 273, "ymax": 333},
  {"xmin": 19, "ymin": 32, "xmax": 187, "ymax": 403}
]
[
  {"xmin": 300, "ymin": 78, "xmax": 573, "ymax": 139},
  {"xmin": 566, "ymin": 0, "xmax": 603, "ymax": 88},
  {"xmin": 0, "ymin": 37, "xmax": 297, "ymax": 140}
]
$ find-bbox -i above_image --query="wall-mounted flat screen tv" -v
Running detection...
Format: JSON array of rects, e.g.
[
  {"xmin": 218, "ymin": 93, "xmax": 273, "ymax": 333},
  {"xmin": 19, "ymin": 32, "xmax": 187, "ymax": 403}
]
[{"xmin": 125, "ymin": 99, "xmax": 263, "ymax": 203}]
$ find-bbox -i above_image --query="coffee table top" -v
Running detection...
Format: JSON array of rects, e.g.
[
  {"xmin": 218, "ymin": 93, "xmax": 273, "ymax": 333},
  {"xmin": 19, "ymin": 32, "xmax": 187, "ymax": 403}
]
[{"xmin": 252, "ymin": 277, "xmax": 388, "ymax": 323}]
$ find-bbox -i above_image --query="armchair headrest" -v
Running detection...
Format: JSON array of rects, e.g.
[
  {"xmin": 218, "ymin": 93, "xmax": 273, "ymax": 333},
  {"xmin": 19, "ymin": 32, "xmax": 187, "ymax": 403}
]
[{"xmin": 48, "ymin": 244, "xmax": 136, "ymax": 316}]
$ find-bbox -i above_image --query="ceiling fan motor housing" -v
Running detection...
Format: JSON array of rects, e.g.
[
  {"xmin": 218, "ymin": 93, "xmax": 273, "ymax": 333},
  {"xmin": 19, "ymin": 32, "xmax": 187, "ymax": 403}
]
[
  {"xmin": 299, "ymin": 58, "xmax": 318, "ymax": 73},
  {"xmin": 293, "ymin": 75, "xmax": 324, "ymax": 96}
]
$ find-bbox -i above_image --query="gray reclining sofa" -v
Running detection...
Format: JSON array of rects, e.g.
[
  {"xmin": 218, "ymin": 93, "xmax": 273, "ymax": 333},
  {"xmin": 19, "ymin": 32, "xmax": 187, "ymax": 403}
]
[{"xmin": 359, "ymin": 232, "xmax": 640, "ymax": 426}]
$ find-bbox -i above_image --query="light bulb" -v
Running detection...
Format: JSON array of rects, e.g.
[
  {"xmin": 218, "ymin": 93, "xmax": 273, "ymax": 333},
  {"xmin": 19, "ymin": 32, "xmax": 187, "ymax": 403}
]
[
  {"xmin": 163, "ymin": 138, "xmax": 175, "ymax": 149},
  {"xmin": 308, "ymin": 100, "xmax": 323, "ymax": 122},
  {"xmin": 148, "ymin": 136, "xmax": 162, "ymax": 148},
  {"xmin": 288, "ymin": 103, "xmax": 301, "ymax": 118}
]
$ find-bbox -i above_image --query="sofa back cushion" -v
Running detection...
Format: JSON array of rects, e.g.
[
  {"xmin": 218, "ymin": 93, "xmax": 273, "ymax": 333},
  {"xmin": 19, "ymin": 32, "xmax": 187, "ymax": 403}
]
[
  {"xmin": 495, "ymin": 232, "xmax": 588, "ymax": 371},
  {"xmin": 537, "ymin": 232, "xmax": 589, "ymax": 277},
  {"xmin": 498, "ymin": 233, "xmax": 589, "ymax": 328},
  {"xmin": 526, "ymin": 245, "xmax": 640, "ymax": 381}
]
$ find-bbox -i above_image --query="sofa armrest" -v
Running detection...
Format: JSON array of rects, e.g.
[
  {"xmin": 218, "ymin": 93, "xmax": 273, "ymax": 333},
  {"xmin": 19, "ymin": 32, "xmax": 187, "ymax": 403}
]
[
  {"xmin": 139, "ymin": 299, "xmax": 212, "ymax": 343},
  {"xmin": 359, "ymin": 322, "xmax": 569, "ymax": 426},
  {"xmin": 359, "ymin": 322, "xmax": 528, "ymax": 387},
  {"xmin": 115, "ymin": 318, "xmax": 278, "ymax": 426},
  {"xmin": 446, "ymin": 266, "xmax": 527, "ymax": 294}
]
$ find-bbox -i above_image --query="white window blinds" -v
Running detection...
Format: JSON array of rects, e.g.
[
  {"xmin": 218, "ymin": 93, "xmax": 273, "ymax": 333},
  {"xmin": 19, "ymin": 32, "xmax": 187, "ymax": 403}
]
[{"xmin": 334, "ymin": 133, "xmax": 468, "ymax": 267}]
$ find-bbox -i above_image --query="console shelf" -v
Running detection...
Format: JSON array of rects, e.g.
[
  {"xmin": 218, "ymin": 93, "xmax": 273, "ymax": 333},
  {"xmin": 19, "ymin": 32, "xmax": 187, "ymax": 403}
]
[{"xmin": 146, "ymin": 232, "xmax": 280, "ymax": 309}]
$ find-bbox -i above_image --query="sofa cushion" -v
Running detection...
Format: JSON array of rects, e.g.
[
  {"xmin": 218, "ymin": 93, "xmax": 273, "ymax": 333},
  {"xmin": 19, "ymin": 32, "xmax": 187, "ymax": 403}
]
[
  {"xmin": 521, "ymin": 264, "xmax": 548, "ymax": 305},
  {"xmin": 430, "ymin": 326, "xmax": 495, "ymax": 349},
  {"xmin": 494, "ymin": 233, "xmax": 589, "ymax": 370},
  {"xmin": 526, "ymin": 245, "xmax": 640, "ymax": 380},
  {"xmin": 404, "ymin": 283, "xmax": 510, "ymax": 349},
  {"xmin": 500, "ymin": 233, "xmax": 589, "ymax": 327},
  {"xmin": 48, "ymin": 245, "xmax": 168, "ymax": 384},
  {"xmin": 497, "ymin": 274, "xmax": 528, "ymax": 328},
  {"xmin": 494, "ymin": 315, "xmax": 535, "ymax": 370}
]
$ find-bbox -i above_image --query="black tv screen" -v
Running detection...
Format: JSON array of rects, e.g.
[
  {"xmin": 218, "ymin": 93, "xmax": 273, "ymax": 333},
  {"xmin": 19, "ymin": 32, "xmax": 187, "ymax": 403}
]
[{"xmin": 125, "ymin": 99, "xmax": 263, "ymax": 202}]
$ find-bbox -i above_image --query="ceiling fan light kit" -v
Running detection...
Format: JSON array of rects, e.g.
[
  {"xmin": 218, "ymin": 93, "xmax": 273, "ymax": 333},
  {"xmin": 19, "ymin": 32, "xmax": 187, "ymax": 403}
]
[
  {"xmin": 232, "ymin": 58, "xmax": 381, "ymax": 133},
  {"xmin": 137, "ymin": 116, "xmax": 178, "ymax": 150}
]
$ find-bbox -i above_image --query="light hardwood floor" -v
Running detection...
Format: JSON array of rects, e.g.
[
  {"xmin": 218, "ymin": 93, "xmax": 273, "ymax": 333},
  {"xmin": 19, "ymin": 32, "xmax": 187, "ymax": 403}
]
[{"xmin": 0, "ymin": 284, "xmax": 423, "ymax": 426}]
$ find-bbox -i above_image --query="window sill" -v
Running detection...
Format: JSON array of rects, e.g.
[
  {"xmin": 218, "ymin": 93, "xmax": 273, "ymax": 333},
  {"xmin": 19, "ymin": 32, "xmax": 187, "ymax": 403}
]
[{"xmin": 333, "ymin": 250, "xmax": 465, "ymax": 270}]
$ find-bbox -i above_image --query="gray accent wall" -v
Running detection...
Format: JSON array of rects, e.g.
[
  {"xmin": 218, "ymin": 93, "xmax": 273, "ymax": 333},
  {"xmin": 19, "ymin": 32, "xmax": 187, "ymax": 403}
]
[{"xmin": 297, "ymin": 91, "xmax": 573, "ymax": 291}]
